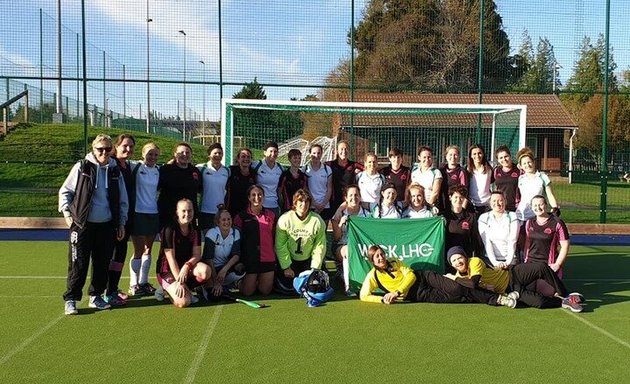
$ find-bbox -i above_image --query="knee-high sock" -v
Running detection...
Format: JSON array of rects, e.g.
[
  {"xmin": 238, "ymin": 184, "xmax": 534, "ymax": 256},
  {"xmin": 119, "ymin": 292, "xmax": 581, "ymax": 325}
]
[
  {"xmin": 129, "ymin": 257, "xmax": 141, "ymax": 287},
  {"xmin": 139, "ymin": 254, "xmax": 152, "ymax": 285},
  {"xmin": 342, "ymin": 257, "xmax": 350, "ymax": 291}
]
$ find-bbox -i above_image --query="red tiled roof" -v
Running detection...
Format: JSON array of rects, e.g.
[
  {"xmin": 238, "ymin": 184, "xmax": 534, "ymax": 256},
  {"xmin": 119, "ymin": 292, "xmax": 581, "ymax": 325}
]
[{"xmin": 332, "ymin": 93, "xmax": 577, "ymax": 129}]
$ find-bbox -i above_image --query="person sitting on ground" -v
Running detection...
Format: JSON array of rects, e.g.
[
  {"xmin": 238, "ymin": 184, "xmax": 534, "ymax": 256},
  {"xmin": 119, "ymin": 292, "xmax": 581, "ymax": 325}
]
[
  {"xmin": 360, "ymin": 245, "xmax": 517, "ymax": 308},
  {"xmin": 331, "ymin": 184, "xmax": 371, "ymax": 296},
  {"xmin": 202, "ymin": 206, "xmax": 244, "ymax": 298},
  {"xmin": 446, "ymin": 246, "xmax": 584, "ymax": 312},
  {"xmin": 444, "ymin": 184, "xmax": 480, "ymax": 266},
  {"xmin": 478, "ymin": 191, "xmax": 519, "ymax": 269},
  {"xmin": 402, "ymin": 183, "xmax": 436, "ymax": 219},
  {"xmin": 275, "ymin": 189, "xmax": 327, "ymax": 293},
  {"xmin": 156, "ymin": 199, "xmax": 213, "ymax": 308},
  {"xmin": 371, "ymin": 183, "xmax": 402, "ymax": 219}
]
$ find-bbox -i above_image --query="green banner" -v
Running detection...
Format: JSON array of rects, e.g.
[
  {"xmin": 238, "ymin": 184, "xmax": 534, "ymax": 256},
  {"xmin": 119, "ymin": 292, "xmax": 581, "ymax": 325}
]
[{"xmin": 347, "ymin": 216, "xmax": 445, "ymax": 290}]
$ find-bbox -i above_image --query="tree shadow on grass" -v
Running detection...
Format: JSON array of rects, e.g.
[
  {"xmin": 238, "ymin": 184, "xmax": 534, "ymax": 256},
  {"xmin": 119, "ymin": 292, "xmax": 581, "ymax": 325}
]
[{"xmin": 563, "ymin": 251, "xmax": 630, "ymax": 312}]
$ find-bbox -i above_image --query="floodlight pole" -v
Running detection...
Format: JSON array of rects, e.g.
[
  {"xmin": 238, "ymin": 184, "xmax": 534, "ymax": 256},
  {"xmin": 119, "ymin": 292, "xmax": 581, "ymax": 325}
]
[
  {"xmin": 179, "ymin": 29, "xmax": 187, "ymax": 141},
  {"xmin": 56, "ymin": 0, "xmax": 62, "ymax": 115},
  {"xmin": 200, "ymin": 59, "xmax": 206, "ymax": 146},
  {"xmin": 146, "ymin": 0, "xmax": 152, "ymax": 133}
]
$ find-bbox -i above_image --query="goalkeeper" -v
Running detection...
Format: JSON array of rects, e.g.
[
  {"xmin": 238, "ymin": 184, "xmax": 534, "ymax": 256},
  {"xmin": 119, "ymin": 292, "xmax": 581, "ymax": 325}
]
[{"xmin": 275, "ymin": 189, "xmax": 327, "ymax": 292}]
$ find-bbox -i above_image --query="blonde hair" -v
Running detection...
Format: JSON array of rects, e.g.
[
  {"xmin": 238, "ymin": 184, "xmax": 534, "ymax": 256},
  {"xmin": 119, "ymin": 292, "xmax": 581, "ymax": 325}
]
[
  {"xmin": 142, "ymin": 142, "xmax": 160, "ymax": 157},
  {"xmin": 92, "ymin": 134, "xmax": 112, "ymax": 148}
]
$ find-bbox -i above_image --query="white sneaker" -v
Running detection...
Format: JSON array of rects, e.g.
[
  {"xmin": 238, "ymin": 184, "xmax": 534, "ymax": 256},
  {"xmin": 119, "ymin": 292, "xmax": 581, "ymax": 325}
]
[
  {"xmin": 507, "ymin": 291, "xmax": 520, "ymax": 301},
  {"xmin": 64, "ymin": 300, "xmax": 78, "ymax": 315},
  {"xmin": 498, "ymin": 294, "xmax": 517, "ymax": 308}
]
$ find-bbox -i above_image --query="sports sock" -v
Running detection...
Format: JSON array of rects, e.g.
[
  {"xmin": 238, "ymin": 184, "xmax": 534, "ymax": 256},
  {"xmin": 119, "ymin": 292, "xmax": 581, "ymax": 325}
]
[
  {"xmin": 139, "ymin": 254, "xmax": 152, "ymax": 285},
  {"xmin": 342, "ymin": 256, "xmax": 350, "ymax": 291},
  {"xmin": 129, "ymin": 257, "xmax": 141, "ymax": 287}
]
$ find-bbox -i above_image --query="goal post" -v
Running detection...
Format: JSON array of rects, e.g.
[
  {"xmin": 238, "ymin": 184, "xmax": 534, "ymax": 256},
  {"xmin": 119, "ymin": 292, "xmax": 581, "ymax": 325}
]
[{"xmin": 221, "ymin": 98, "xmax": 527, "ymax": 166}]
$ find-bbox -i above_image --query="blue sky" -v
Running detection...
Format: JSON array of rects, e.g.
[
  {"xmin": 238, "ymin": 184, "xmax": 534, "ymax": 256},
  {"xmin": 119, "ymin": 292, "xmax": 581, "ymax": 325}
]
[{"xmin": 1, "ymin": 0, "xmax": 628, "ymax": 121}]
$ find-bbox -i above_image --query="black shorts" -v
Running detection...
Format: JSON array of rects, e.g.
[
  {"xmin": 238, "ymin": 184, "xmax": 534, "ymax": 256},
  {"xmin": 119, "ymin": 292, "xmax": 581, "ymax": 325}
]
[{"xmin": 244, "ymin": 261, "xmax": 276, "ymax": 275}]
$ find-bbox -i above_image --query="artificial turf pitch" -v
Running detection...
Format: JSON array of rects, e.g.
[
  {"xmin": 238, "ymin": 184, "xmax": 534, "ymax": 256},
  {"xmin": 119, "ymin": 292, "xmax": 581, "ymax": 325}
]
[{"xmin": 0, "ymin": 242, "xmax": 629, "ymax": 383}]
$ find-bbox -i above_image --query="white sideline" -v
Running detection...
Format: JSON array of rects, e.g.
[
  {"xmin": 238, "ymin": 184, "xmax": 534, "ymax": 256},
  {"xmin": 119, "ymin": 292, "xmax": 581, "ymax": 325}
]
[
  {"xmin": 183, "ymin": 305, "xmax": 223, "ymax": 384},
  {"xmin": 564, "ymin": 310, "xmax": 630, "ymax": 350},
  {"xmin": 0, "ymin": 314, "xmax": 64, "ymax": 365}
]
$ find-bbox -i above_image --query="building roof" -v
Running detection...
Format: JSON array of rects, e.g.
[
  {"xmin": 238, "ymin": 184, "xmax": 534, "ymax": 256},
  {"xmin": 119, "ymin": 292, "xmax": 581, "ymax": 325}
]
[{"xmin": 332, "ymin": 93, "xmax": 577, "ymax": 129}]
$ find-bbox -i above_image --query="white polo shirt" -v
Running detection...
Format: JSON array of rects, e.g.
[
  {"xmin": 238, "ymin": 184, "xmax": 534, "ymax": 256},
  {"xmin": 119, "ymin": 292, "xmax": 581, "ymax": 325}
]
[
  {"xmin": 197, "ymin": 162, "xmax": 230, "ymax": 214},
  {"xmin": 303, "ymin": 162, "xmax": 332, "ymax": 208},
  {"xmin": 131, "ymin": 160, "xmax": 160, "ymax": 214},
  {"xmin": 253, "ymin": 159, "xmax": 283, "ymax": 209}
]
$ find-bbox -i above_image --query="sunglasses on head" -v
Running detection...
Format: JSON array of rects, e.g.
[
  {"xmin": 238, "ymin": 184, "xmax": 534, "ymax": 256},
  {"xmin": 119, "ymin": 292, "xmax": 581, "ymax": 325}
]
[{"xmin": 94, "ymin": 147, "xmax": 112, "ymax": 153}]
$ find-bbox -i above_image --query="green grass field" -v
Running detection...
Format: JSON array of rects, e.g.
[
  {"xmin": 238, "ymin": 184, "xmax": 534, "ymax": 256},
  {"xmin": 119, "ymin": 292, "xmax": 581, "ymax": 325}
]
[
  {"xmin": 1, "ymin": 122, "xmax": 630, "ymax": 221},
  {"xmin": 0, "ymin": 242, "xmax": 629, "ymax": 383}
]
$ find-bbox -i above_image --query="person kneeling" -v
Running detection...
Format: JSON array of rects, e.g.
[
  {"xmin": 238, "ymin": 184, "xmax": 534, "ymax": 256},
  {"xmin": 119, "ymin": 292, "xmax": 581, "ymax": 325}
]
[
  {"xmin": 359, "ymin": 245, "xmax": 515, "ymax": 308},
  {"xmin": 156, "ymin": 199, "xmax": 213, "ymax": 308},
  {"xmin": 275, "ymin": 189, "xmax": 327, "ymax": 294},
  {"xmin": 446, "ymin": 246, "xmax": 584, "ymax": 312}
]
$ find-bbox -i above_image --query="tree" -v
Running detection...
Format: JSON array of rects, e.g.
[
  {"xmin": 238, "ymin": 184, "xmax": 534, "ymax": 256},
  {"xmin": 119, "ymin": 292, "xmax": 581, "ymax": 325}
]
[
  {"xmin": 563, "ymin": 34, "xmax": 617, "ymax": 105},
  {"xmin": 512, "ymin": 36, "xmax": 557, "ymax": 93},
  {"xmin": 233, "ymin": 77, "xmax": 267, "ymax": 100},
  {"xmin": 351, "ymin": 0, "xmax": 514, "ymax": 92},
  {"xmin": 561, "ymin": 34, "xmax": 627, "ymax": 158}
]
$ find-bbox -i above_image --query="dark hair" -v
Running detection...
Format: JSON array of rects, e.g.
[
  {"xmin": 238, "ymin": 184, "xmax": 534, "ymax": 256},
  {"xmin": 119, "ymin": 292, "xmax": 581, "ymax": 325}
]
[
  {"xmin": 207, "ymin": 142, "xmax": 223, "ymax": 156},
  {"xmin": 288, "ymin": 148, "xmax": 302, "ymax": 158},
  {"xmin": 495, "ymin": 145, "xmax": 512, "ymax": 158},
  {"xmin": 417, "ymin": 145, "xmax": 433, "ymax": 157},
  {"xmin": 467, "ymin": 144, "xmax": 491, "ymax": 174},
  {"xmin": 113, "ymin": 134, "xmax": 136, "ymax": 157},
  {"xmin": 264, "ymin": 141, "xmax": 279, "ymax": 150},
  {"xmin": 309, "ymin": 144, "xmax": 323, "ymax": 153},
  {"xmin": 376, "ymin": 183, "xmax": 400, "ymax": 218},
  {"xmin": 448, "ymin": 184, "xmax": 468, "ymax": 198},
  {"xmin": 388, "ymin": 147, "xmax": 403, "ymax": 157},
  {"xmin": 343, "ymin": 184, "xmax": 360, "ymax": 199}
]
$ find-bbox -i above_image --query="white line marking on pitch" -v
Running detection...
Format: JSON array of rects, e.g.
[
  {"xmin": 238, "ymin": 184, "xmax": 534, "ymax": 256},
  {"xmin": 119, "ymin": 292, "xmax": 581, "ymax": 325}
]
[
  {"xmin": 564, "ymin": 311, "xmax": 630, "ymax": 350},
  {"xmin": 0, "ymin": 314, "xmax": 64, "ymax": 365},
  {"xmin": 183, "ymin": 305, "xmax": 223, "ymax": 384}
]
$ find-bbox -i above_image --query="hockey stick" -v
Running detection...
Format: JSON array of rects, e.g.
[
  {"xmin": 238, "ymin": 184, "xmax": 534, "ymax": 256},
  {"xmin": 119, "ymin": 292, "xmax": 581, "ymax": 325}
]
[{"xmin": 222, "ymin": 293, "xmax": 269, "ymax": 309}]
